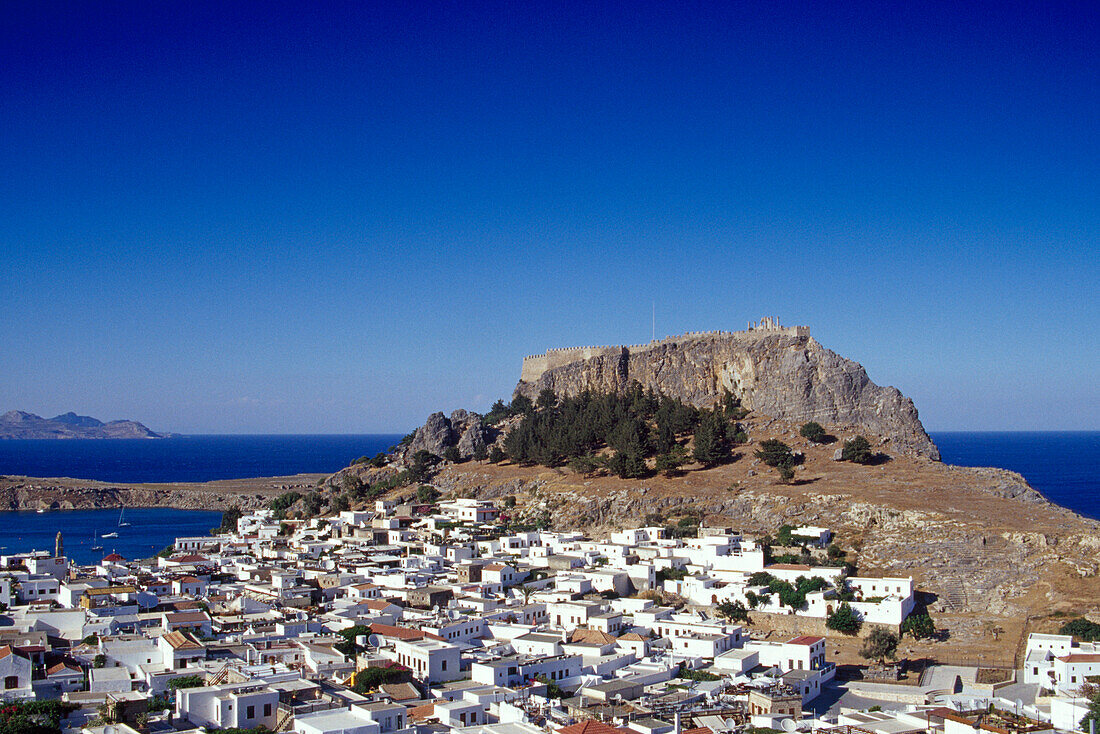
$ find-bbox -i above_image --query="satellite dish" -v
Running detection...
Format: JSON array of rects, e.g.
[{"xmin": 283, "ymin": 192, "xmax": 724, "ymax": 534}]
[
  {"xmin": 1015, "ymin": 698, "xmax": 1024, "ymax": 711},
  {"xmin": 725, "ymin": 719, "xmax": 738, "ymax": 731},
  {"xmin": 432, "ymin": 605, "xmax": 440, "ymax": 613},
  {"xmin": 781, "ymin": 719, "xmax": 797, "ymax": 733},
  {"xmin": 367, "ymin": 634, "xmax": 382, "ymax": 648}
]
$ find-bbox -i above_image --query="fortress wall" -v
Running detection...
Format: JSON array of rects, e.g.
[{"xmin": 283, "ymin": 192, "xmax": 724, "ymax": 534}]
[
  {"xmin": 520, "ymin": 346, "xmax": 622, "ymax": 383},
  {"xmin": 519, "ymin": 323, "xmax": 809, "ymax": 384}
]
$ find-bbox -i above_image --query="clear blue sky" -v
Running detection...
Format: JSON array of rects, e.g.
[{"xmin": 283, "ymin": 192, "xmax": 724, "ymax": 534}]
[{"xmin": 1, "ymin": 2, "xmax": 1096, "ymax": 434}]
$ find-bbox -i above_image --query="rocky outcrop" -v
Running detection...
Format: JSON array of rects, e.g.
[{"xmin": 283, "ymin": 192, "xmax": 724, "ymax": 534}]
[
  {"xmin": 400, "ymin": 410, "xmax": 490, "ymax": 462},
  {"xmin": 515, "ymin": 333, "xmax": 939, "ymax": 459},
  {"xmin": 0, "ymin": 410, "xmax": 164, "ymax": 439}
]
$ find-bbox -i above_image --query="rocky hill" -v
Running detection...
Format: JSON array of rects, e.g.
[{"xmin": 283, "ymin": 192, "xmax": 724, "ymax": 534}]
[
  {"xmin": 515, "ymin": 329, "xmax": 939, "ymax": 459},
  {"xmin": 0, "ymin": 411, "xmax": 165, "ymax": 439}
]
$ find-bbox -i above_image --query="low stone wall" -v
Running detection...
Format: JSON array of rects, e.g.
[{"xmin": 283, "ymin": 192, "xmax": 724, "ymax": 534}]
[{"xmin": 746, "ymin": 610, "xmax": 900, "ymax": 639}]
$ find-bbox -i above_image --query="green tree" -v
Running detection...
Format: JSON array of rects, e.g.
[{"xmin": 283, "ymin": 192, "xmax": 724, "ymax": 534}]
[
  {"xmin": 841, "ymin": 435, "xmax": 875, "ymax": 464},
  {"xmin": 335, "ymin": 624, "xmax": 372, "ymax": 656},
  {"xmin": 92, "ymin": 654, "xmax": 106, "ymax": 668},
  {"xmin": 534, "ymin": 674, "xmax": 566, "ymax": 699},
  {"xmin": 607, "ymin": 451, "xmax": 648, "ymax": 479},
  {"xmin": 778, "ymin": 465, "xmax": 796, "ymax": 483},
  {"xmin": 536, "ymin": 388, "xmax": 558, "ymax": 410},
  {"xmin": 214, "ymin": 506, "xmax": 242, "ymax": 535},
  {"xmin": 483, "ymin": 399, "xmax": 510, "ymax": 425},
  {"xmin": 692, "ymin": 410, "xmax": 729, "ymax": 466},
  {"xmin": 489, "ymin": 446, "xmax": 506, "ymax": 463},
  {"xmin": 1059, "ymin": 617, "xmax": 1100, "ymax": 642},
  {"xmin": 442, "ymin": 446, "xmax": 461, "ymax": 463},
  {"xmin": 655, "ymin": 444, "xmax": 689, "ymax": 476},
  {"xmin": 1080, "ymin": 684, "xmax": 1100, "ymax": 733},
  {"xmin": 353, "ymin": 666, "xmax": 409, "ymax": 693},
  {"xmin": 416, "ymin": 485, "xmax": 441, "ymax": 504},
  {"xmin": 716, "ymin": 599, "xmax": 750, "ymax": 623},
  {"xmin": 509, "ymin": 394, "xmax": 534, "ymax": 415},
  {"xmin": 755, "ymin": 439, "xmax": 795, "ymax": 467},
  {"xmin": 799, "ymin": 422, "xmax": 827, "ymax": 443},
  {"xmin": 409, "ymin": 450, "xmax": 440, "ymax": 483},
  {"xmin": 826, "ymin": 602, "xmax": 862, "ymax": 634},
  {"xmin": 860, "ymin": 627, "xmax": 899, "ymax": 665},
  {"xmin": 473, "ymin": 444, "xmax": 489, "ymax": 461},
  {"xmin": 900, "ymin": 613, "xmax": 936, "ymax": 640}
]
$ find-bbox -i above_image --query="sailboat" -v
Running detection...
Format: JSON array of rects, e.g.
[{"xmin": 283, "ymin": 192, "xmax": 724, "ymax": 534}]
[
  {"xmin": 118, "ymin": 507, "xmax": 130, "ymax": 527},
  {"xmin": 91, "ymin": 527, "xmax": 103, "ymax": 552}
]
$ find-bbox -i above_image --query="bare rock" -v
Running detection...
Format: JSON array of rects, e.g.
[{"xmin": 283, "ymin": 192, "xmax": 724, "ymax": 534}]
[{"xmin": 514, "ymin": 331, "xmax": 939, "ymax": 459}]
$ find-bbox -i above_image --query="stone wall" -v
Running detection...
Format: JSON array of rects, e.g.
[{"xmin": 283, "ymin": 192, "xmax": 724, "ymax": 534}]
[
  {"xmin": 745, "ymin": 610, "xmax": 900, "ymax": 638},
  {"xmin": 519, "ymin": 321, "xmax": 810, "ymax": 385}
]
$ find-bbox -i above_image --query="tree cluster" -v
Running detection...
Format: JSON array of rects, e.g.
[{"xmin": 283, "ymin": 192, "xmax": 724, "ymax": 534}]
[
  {"xmin": 490, "ymin": 383, "xmax": 745, "ymax": 479},
  {"xmin": 1059, "ymin": 617, "xmax": 1100, "ymax": 642}
]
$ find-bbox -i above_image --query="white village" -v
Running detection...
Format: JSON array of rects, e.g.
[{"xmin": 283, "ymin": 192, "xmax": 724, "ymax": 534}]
[{"xmin": 0, "ymin": 496, "xmax": 1095, "ymax": 734}]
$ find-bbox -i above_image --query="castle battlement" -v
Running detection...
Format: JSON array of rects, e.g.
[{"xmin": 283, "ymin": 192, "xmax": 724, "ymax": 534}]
[{"xmin": 519, "ymin": 318, "xmax": 809, "ymax": 384}]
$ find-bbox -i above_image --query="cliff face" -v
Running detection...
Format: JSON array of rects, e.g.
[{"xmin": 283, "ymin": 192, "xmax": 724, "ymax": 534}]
[{"xmin": 515, "ymin": 334, "xmax": 940, "ymax": 460}]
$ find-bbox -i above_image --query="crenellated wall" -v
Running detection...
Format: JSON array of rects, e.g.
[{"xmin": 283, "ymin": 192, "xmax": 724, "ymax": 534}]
[{"xmin": 519, "ymin": 320, "xmax": 809, "ymax": 384}]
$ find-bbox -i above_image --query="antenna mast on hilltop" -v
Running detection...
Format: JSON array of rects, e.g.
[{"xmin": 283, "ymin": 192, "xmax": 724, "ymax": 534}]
[{"xmin": 652, "ymin": 301, "xmax": 655, "ymax": 341}]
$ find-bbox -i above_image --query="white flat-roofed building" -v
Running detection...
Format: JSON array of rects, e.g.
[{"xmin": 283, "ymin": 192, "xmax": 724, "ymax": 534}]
[
  {"xmin": 176, "ymin": 682, "xmax": 279, "ymax": 731},
  {"xmin": 391, "ymin": 637, "xmax": 461, "ymax": 684},
  {"xmin": 294, "ymin": 707, "xmax": 381, "ymax": 734}
]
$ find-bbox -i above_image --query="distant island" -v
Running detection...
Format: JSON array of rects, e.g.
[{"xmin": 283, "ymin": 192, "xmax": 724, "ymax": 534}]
[{"xmin": 0, "ymin": 410, "xmax": 165, "ymax": 439}]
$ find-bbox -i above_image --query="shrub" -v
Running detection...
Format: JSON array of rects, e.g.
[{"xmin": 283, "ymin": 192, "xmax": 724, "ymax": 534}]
[
  {"xmin": 800, "ymin": 421, "xmax": 827, "ymax": 443},
  {"xmin": 900, "ymin": 612, "xmax": 936, "ymax": 639},
  {"xmin": 841, "ymin": 435, "xmax": 875, "ymax": 464},
  {"xmin": 167, "ymin": 674, "xmax": 204, "ymax": 690},
  {"xmin": 826, "ymin": 602, "xmax": 862, "ymax": 634},
  {"xmin": 755, "ymin": 439, "xmax": 796, "ymax": 468},
  {"xmin": 442, "ymin": 446, "xmax": 461, "ymax": 463}
]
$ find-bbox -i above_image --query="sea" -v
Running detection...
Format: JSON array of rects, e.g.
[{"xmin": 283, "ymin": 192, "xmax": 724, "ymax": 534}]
[
  {"xmin": 0, "ymin": 432, "xmax": 1095, "ymax": 564},
  {"xmin": 0, "ymin": 434, "xmax": 401, "ymax": 565}
]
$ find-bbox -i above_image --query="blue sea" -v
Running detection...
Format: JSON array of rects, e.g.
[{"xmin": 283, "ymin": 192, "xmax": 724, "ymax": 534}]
[
  {"xmin": 0, "ymin": 434, "xmax": 403, "ymax": 484},
  {"xmin": 0, "ymin": 432, "xmax": 1095, "ymax": 564},
  {"xmin": 931, "ymin": 431, "xmax": 1098, "ymax": 520},
  {"xmin": 1, "ymin": 508, "xmax": 225, "ymax": 565}
]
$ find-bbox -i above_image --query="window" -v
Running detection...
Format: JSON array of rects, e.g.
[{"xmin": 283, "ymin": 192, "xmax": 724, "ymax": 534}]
[
  {"xmin": 441, "ymin": 660, "xmax": 447, "ymax": 671},
  {"xmin": 264, "ymin": 704, "xmax": 272, "ymax": 717},
  {"xmin": 5, "ymin": 676, "xmax": 18, "ymax": 689},
  {"xmin": 247, "ymin": 706, "xmax": 255, "ymax": 719}
]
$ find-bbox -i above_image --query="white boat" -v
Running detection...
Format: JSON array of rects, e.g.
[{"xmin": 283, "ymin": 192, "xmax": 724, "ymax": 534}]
[
  {"xmin": 118, "ymin": 508, "xmax": 130, "ymax": 527},
  {"xmin": 37, "ymin": 508, "xmax": 45, "ymax": 514},
  {"xmin": 101, "ymin": 531, "xmax": 119, "ymax": 539}
]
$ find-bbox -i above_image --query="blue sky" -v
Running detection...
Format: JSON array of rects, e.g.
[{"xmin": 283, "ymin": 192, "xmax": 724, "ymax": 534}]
[{"xmin": 1, "ymin": 1, "xmax": 1096, "ymax": 433}]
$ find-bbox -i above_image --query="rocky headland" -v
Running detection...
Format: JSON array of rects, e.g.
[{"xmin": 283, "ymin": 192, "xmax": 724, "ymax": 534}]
[
  {"xmin": 0, "ymin": 474, "xmax": 320, "ymax": 511},
  {"xmin": 0, "ymin": 410, "xmax": 165, "ymax": 439}
]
